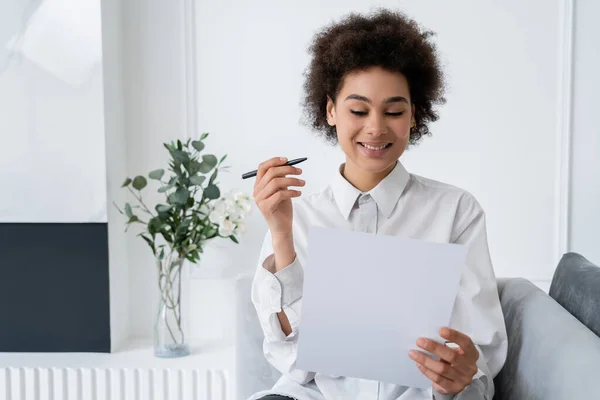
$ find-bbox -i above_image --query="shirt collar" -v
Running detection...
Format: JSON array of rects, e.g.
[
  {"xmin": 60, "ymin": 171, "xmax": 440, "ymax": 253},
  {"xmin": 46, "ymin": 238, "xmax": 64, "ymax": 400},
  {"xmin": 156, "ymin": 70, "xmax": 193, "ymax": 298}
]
[{"xmin": 331, "ymin": 160, "xmax": 411, "ymax": 220}]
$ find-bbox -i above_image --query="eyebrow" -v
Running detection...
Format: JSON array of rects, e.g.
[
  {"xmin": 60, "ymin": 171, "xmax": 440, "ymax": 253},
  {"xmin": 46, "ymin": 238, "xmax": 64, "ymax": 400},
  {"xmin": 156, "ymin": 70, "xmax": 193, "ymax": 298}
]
[{"xmin": 344, "ymin": 94, "xmax": 409, "ymax": 104}]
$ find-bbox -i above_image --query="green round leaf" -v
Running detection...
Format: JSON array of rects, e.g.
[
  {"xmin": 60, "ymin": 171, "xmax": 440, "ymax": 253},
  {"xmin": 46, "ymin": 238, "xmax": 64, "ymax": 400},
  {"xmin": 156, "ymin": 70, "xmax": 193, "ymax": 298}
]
[
  {"xmin": 200, "ymin": 132, "xmax": 209, "ymax": 140},
  {"xmin": 199, "ymin": 154, "xmax": 218, "ymax": 173},
  {"xmin": 191, "ymin": 140, "xmax": 205, "ymax": 152},
  {"xmin": 168, "ymin": 187, "xmax": 190, "ymax": 205},
  {"xmin": 204, "ymin": 184, "xmax": 220, "ymax": 200},
  {"xmin": 132, "ymin": 176, "xmax": 147, "ymax": 190},
  {"xmin": 172, "ymin": 150, "xmax": 190, "ymax": 164},
  {"xmin": 125, "ymin": 203, "xmax": 133, "ymax": 218},
  {"xmin": 158, "ymin": 185, "xmax": 171, "ymax": 193},
  {"xmin": 188, "ymin": 160, "xmax": 202, "ymax": 175},
  {"xmin": 121, "ymin": 178, "xmax": 132, "ymax": 187},
  {"xmin": 156, "ymin": 204, "xmax": 172, "ymax": 213},
  {"xmin": 190, "ymin": 176, "xmax": 206, "ymax": 186},
  {"xmin": 149, "ymin": 169, "xmax": 165, "ymax": 180}
]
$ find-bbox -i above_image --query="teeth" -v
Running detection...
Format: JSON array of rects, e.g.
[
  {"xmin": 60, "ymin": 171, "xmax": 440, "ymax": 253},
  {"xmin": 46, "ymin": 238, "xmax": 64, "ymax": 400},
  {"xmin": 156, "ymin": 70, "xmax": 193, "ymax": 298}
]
[{"xmin": 361, "ymin": 143, "xmax": 388, "ymax": 151}]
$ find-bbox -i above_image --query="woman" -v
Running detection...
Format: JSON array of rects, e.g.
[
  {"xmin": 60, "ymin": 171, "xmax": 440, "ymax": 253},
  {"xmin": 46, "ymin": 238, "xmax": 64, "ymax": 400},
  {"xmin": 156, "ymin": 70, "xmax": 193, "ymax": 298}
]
[{"xmin": 249, "ymin": 9, "xmax": 507, "ymax": 400}]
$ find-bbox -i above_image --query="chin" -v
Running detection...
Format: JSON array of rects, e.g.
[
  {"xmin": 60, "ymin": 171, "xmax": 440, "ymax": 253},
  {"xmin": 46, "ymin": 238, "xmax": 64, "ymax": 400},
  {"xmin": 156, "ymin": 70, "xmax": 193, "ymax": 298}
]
[{"xmin": 352, "ymin": 155, "xmax": 398, "ymax": 174}]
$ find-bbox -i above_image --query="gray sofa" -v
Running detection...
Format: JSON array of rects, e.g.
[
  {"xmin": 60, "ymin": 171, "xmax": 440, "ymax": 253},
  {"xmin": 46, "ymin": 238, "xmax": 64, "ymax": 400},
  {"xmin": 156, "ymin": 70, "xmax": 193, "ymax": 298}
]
[{"xmin": 236, "ymin": 253, "xmax": 600, "ymax": 399}]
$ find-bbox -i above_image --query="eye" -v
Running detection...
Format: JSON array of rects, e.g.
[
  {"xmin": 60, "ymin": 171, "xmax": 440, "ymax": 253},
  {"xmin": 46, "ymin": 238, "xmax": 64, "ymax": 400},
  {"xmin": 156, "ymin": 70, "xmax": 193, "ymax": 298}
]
[
  {"xmin": 350, "ymin": 110, "xmax": 368, "ymax": 116},
  {"xmin": 386, "ymin": 112, "xmax": 404, "ymax": 117}
]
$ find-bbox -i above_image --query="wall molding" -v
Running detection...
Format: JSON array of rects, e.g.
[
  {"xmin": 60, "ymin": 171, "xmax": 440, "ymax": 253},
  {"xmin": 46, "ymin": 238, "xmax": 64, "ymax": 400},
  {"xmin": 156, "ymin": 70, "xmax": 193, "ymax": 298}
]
[
  {"xmin": 555, "ymin": 0, "xmax": 574, "ymax": 265},
  {"xmin": 183, "ymin": 0, "xmax": 198, "ymax": 143}
]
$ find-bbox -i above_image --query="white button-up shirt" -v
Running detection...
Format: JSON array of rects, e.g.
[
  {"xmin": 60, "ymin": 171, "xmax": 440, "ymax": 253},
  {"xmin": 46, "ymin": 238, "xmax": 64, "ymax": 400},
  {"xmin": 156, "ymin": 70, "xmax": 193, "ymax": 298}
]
[{"xmin": 249, "ymin": 161, "xmax": 508, "ymax": 400}]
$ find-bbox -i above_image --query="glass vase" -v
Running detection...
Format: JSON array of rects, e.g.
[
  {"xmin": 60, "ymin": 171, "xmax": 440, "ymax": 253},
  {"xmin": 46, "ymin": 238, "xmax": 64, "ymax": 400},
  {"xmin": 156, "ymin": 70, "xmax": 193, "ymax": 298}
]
[{"xmin": 154, "ymin": 255, "xmax": 190, "ymax": 358}]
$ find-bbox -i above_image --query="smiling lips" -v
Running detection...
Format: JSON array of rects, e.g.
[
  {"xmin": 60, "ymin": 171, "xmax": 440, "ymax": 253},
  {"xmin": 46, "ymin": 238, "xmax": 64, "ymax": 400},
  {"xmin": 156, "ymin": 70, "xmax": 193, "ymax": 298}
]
[{"xmin": 359, "ymin": 142, "xmax": 391, "ymax": 150}]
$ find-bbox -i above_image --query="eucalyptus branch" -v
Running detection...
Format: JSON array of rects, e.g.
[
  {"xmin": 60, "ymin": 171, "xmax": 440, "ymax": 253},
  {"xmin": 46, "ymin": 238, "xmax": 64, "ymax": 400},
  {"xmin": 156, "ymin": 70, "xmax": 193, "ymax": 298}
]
[{"xmin": 126, "ymin": 187, "xmax": 155, "ymax": 217}]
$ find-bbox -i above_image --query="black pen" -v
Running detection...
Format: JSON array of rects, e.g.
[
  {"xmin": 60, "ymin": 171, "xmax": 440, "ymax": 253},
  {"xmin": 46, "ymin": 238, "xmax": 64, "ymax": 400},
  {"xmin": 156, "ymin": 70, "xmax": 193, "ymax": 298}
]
[{"xmin": 242, "ymin": 157, "xmax": 308, "ymax": 179}]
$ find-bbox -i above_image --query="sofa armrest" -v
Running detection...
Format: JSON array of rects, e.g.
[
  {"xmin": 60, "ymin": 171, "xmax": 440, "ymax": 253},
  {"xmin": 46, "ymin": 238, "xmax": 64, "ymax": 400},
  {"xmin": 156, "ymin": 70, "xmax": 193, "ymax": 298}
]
[
  {"xmin": 549, "ymin": 252, "xmax": 600, "ymax": 337},
  {"xmin": 495, "ymin": 278, "xmax": 600, "ymax": 400}
]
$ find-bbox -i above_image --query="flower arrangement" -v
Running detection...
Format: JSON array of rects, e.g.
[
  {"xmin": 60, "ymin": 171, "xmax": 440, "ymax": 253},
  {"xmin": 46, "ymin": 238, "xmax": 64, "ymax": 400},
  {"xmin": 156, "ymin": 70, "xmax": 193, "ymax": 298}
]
[{"xmin": 114, "ymin": 134, "xmax": 251, "ymax": 357}]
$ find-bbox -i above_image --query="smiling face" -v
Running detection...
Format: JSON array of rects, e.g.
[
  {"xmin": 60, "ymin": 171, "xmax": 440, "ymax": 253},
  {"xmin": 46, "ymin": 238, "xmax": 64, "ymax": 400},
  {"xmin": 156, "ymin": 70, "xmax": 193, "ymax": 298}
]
[{"xmin": 327, "ymin": 66, "xmax": 415, "ymax": 185}]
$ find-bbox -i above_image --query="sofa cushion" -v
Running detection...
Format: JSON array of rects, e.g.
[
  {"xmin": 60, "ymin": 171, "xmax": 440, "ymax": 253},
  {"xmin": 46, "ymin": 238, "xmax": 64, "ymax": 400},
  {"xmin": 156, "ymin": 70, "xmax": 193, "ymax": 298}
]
[
  {"xmin": 549, "ymin": 252, "xmax": 600, "ymax": 338},
  {"xmin": 494, "ymin": 278, "xmax": 600, "ymax": 400}
]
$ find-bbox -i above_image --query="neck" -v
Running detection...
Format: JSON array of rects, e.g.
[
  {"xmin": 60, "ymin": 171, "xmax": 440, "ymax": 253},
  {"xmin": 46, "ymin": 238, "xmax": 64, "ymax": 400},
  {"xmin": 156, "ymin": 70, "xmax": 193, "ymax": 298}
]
[{"xmin": 342, "ymin": 159, "xmax": 397, "ymax": 192}]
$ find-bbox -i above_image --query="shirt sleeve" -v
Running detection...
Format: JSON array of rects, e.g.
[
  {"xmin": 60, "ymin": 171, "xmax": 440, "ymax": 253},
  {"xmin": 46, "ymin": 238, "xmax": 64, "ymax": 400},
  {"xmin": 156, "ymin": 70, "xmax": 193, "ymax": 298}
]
[
  {"xmin": 250, "ymin": 230, "xmax": 315, "ymax": 385},
  {"xmin": 445, "ymin": 196, "xmax": 509, "ymax": 400}
]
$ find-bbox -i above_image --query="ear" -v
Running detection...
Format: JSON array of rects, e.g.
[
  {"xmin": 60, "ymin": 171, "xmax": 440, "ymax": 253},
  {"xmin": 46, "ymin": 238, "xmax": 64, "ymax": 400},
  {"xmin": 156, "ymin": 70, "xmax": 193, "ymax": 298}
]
[
  {"xmin": 326, "ymin": 96, "xmax": 336, "ymax": 126},
  {"xmin": 410, "ymin": 104, "xmax": 416, "ymax": 128}
]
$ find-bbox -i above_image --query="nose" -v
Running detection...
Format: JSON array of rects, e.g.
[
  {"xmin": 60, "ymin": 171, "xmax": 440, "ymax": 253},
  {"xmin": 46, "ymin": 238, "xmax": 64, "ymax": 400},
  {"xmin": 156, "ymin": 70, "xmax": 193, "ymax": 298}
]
[{"xmin": 365, "ymin": 113, "xmax": 387, "ymax": 136}]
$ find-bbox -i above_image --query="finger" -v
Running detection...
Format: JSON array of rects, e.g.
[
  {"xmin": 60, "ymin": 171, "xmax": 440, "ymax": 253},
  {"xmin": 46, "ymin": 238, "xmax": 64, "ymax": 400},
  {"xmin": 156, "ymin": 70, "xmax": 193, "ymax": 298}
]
[
  {"xmin": 261, "ymin": 190, "xmax": 302, "ymax": 213},
  {"xmin": 409, "ymin": 350, "xmax": 461, "ymax": 381},
  {"xmin": 256, "ymin": 157, "xmax": 289, "ymax": 183},
  {"xmin": 254, "ymin": 165, "xmax": 302, "ymax": 195},
  {"xmin": 416, "ymin": 338, "xmax": 460, "ymax": 365},
  {"xmin": 415, "ymin": 362, "xmax": 461, "ymax": 394},
  {"xmin": 256, "ymin": 177, "xmax": 306, "ymax": 202},
  {"xmin": 255, "ymin": 165, "xmax": 303, "ymax": 193},
  {"xmin": 440, "ymin": 328, "xmax": 479, "ymax": 361}
]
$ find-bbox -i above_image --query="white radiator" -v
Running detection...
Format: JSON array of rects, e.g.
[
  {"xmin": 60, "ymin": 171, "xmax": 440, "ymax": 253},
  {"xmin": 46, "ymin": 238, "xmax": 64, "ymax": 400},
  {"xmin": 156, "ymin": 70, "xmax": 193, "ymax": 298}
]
[{"xmin": 1, "ymin": 368, "xmax": 229, "ymax": 400}]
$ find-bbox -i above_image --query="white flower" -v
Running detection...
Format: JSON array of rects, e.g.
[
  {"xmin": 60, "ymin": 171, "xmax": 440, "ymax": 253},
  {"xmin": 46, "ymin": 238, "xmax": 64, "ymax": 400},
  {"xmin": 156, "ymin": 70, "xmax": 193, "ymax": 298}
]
[
  {"xmin": 228, "ymin": 203, "xmax": 246, "ymax": 222},
  {"xmin": 224, "ymin": 198, "xmax": 236, "ymax": 214},
  {"xmin": 199, "ymin": 203, "xmax": 211, "ymax": 216},
  {"xmin": 239, "ymin": 200, "xmax": 252, "ymax": 214},
  {"xmin": 218, "ymin": 219, "xmax": 235, "ymax": 237},
  {"xmin": 235, "ymin": 221, "xmax": 247, "ymax": 235},
  {"xmin": 212, "ymin": 200, "xmax": 227, "ymax": 214},
  {"xmin": 233, "ymin": 190, "xmax": 249, "ymax": 203},
  {"xmin": 209, "ymin": 209, "xmax": 225, "ymax": 225}
]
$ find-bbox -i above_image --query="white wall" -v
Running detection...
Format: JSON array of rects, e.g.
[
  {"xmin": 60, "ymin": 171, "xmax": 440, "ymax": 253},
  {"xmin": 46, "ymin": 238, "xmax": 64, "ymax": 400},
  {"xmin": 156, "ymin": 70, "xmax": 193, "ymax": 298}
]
[
  {"xmin": 570, "ymin": 0, "xmax": 600, "ymax": 266},
  {"xmin": 193, "ymin": 0, "xmax": 567, "ymax": 292},
  {"xmin": 101, "ymin": 0, "xmax": 593, "ymax": 342}
]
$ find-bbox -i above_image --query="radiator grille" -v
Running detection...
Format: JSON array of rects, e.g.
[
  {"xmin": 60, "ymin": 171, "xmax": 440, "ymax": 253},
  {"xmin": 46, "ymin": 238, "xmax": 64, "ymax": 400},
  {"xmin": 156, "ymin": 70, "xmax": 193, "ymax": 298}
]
[{"xmin": 1, "ymin": 368, "xmax": 228, "ymax": 400}]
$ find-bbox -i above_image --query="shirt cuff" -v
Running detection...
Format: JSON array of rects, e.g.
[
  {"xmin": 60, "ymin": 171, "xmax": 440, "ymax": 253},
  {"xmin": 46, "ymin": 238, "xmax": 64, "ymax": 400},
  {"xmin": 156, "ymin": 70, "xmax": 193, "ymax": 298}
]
[
  {"xmin": 274, "ymin": 257, "xmax": 303, "ymax": 306},
  {"xmin": 433, "ymin": 392, "xmax": 456, "ymax": 400},
  {"xmin": 253, "ymin": 254, "xmax": 304, "ymax": 341},
  {"xmin": 261, "ymin": 253, "xmax": 304, "ymax": 307},
  {"xmin": 432, "ymin": 366, "xmax": 486, "ymax": 400}
]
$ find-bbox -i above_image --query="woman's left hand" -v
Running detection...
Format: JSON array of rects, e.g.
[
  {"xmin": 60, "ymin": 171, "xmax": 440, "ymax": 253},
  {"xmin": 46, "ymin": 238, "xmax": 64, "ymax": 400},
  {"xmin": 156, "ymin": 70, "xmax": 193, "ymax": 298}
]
[{"xmin": 409, "ymin": 327, "xmax": 479, "ymax": 396}]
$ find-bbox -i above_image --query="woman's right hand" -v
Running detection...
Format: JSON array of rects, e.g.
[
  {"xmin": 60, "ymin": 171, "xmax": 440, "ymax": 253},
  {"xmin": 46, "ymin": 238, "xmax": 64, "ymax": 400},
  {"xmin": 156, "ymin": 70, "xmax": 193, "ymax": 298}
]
[{"xmin": 253, "ymin": 157, "xmax": 305, "ymax": 238}]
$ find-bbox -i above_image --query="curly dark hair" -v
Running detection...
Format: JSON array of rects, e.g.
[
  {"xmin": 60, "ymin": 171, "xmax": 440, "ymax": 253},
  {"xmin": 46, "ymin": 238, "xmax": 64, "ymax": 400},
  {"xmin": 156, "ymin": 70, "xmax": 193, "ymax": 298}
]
[{"xmin": 302, "ymin": 9, "xmax": 446, "ymax": 145}]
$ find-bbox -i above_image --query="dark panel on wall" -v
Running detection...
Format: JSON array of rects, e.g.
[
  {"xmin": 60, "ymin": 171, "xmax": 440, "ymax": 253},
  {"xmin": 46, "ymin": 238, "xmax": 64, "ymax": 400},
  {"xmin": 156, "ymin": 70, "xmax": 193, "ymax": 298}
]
[{"xmin": 0, "ymin": 223, "xmax": 110, "ymax": 352}]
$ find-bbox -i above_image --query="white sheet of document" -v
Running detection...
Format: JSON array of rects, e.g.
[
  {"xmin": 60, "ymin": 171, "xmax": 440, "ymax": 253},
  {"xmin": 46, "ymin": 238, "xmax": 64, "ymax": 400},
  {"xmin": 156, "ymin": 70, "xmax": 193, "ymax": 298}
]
[{"xmin": 295, "ymin": 227, "xmax": 467, "ymax": 389}]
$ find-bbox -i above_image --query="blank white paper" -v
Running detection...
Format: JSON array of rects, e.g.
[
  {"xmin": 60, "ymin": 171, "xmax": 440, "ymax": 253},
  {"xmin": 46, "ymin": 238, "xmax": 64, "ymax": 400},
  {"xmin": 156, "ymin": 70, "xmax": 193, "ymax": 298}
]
[{"xmin": 295, "ymin": 226, "xmax": 467, "ymax": 389}]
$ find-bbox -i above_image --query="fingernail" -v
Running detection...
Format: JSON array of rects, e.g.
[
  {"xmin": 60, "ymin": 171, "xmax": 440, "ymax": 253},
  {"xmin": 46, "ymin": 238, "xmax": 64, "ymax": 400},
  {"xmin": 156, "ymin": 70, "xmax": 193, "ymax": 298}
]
[
  {"xmin": 280, "ymin": 157, "xmax": 287, "ymax": 161},
  {"xmin": 417, "ymin": 339, "xmax": 427, "ymax": 347},
  {"xmin": 409, "ymin": 350, "xmax": 417, "ymax": 359},
  {"xmin": 297, "ymin": 168, "xmax": 302, "ymax": 173}
]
